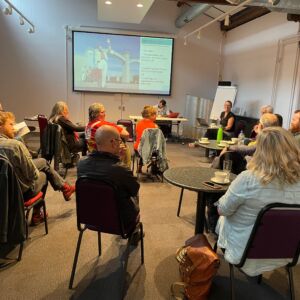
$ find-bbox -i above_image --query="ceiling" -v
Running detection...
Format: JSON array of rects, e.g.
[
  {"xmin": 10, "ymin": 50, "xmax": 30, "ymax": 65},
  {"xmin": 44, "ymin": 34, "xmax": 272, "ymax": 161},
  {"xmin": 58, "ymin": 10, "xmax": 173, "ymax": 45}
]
[{"xmin": 96, "ymin": 0, "xmax": 300, "ymax": 32}]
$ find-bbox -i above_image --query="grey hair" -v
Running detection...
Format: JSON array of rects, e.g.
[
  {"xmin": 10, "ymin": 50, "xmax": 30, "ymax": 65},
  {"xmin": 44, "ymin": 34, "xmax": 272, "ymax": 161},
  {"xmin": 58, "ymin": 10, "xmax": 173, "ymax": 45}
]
[
  {"xmin": 49, "ymin": 101, "xmax": 67, "ymax": 122},
  {"xmin": 88, "ymin": 103, "xmax": 105, "ymax": 122},
  {"xmin": 260, "ymin": 113, "xmax": 278, "ymax": 128},
  {"xmin": 261, "ymin": 105, "xmax": 273, "ymax": 114}
]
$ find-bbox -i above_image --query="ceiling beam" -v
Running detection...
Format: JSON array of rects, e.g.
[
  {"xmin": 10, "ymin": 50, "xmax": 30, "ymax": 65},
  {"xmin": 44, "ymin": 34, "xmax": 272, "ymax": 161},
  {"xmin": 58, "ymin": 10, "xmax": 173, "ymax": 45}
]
[
  {"xmin": 220, "ymin": 6, "xmax": 270, "ymax": 31},
  {"xmin": 175, "ymin": 0, "xmax": 235, "ymax": 5}
]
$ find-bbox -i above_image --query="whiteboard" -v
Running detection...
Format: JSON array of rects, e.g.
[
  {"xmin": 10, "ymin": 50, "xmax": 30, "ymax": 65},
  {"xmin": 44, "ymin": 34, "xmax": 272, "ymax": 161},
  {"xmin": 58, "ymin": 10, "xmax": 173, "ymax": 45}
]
[{"xmin": 210, "ymin": 86, "xmax": 237, "ymax": 120}]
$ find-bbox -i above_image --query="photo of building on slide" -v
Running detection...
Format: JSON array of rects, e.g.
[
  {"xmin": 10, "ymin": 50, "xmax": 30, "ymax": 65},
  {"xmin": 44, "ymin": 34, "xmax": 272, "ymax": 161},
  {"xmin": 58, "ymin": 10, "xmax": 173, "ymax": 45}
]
[{"xmin": 74, "ymin": 32, "xmax": 140, "ymax": 91}]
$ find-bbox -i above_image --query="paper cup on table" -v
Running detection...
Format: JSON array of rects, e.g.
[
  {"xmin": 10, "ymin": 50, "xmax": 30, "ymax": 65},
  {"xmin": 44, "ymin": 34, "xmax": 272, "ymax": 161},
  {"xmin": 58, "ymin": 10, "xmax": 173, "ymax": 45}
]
[
  {"xmin": 231, "ymin": 138, "xmax": 238, "ymax": 144},
  {"xmin": 201, "ymin": 137, "xmax": 208, "ymax": 142}
]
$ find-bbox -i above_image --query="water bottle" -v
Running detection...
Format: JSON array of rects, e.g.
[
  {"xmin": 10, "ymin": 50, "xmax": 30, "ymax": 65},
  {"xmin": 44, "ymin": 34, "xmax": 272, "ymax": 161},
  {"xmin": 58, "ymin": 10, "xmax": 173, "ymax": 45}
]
[
  {"xmin": 238, "ymin": 130, "xmax": 245, "ymax": 145},
  {"xmin": 217, "ymin": 127, "xmax": 223, "ymax": 144}
]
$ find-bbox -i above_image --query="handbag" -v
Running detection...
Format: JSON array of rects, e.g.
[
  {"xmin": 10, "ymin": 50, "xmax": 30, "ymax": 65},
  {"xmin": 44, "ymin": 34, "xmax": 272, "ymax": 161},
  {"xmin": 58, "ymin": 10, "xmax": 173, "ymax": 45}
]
[{"xmin": 175, "ymin": 234, "xmax": 220, "ymax": 300}]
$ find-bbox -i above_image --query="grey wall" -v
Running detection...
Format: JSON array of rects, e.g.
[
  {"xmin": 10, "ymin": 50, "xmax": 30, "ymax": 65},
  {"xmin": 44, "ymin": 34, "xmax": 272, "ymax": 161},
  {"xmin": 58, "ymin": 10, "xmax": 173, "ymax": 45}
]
[{"xmin": 0, "ymin": 0, "xmax": 222, "ymax": 124}]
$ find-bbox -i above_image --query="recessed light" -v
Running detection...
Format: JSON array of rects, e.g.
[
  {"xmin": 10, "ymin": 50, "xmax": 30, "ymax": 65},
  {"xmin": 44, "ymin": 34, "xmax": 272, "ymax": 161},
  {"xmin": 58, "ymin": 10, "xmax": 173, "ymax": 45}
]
[
  {"xmin": 137, "ymin": 3, "xmax": 143, "ymax": 8},
  {"xmin": 105, "ymin": 1, "xmax": 112, "ymax": 5}
]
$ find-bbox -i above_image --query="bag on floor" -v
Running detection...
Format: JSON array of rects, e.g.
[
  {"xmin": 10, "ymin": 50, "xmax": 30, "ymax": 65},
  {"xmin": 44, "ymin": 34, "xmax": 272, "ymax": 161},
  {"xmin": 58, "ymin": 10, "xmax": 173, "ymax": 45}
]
[{"xmin": 175, "ymin": 234, "xmax": 220, "ymax": 300}]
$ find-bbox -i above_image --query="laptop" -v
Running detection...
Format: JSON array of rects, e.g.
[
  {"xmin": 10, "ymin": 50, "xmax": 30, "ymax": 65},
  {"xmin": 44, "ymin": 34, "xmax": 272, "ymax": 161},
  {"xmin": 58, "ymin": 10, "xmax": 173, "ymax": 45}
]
[{"xmin": 196, "ymin": 118, "xmax": 209, "ymax": 127}]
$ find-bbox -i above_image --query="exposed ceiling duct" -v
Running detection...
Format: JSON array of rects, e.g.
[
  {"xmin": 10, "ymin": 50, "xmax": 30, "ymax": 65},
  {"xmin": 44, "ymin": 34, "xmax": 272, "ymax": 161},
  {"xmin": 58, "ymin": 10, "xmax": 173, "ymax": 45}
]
[
  {"xmin": 175, "ymin": 3, "xmax": 211, "ymax": 28},
  {"xmin": 231, "ymin": 0, "xmax": 300, "ymax": 15}
]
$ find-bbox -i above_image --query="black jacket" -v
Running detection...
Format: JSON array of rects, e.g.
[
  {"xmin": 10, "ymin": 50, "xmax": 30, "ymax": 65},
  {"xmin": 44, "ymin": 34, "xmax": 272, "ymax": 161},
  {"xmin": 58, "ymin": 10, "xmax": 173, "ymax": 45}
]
[{"xmin": 0, "ymin": 156, "xmax": 26, "ymax": 245}]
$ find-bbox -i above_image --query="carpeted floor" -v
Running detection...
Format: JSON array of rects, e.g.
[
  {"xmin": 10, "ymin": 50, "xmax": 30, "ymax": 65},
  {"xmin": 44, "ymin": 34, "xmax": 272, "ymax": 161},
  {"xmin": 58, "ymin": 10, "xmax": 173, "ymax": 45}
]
[{"xmin": 0, "ymin": 137, "xmax": 299, "ymax": 300}]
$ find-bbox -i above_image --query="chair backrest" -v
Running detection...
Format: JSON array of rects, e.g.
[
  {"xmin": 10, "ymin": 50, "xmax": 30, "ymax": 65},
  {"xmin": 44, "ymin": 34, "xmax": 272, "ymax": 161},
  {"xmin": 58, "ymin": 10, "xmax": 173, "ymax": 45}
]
[
  {"xmin": 75, "ymin": 177, "xmax": 128, "ymax": 237},
  {"xmin": 238, "ymin": 203, "xmax": 300, "ymax": 268},
  {"xmin": 117, "ymin": 119, "xmax": 134, "ymax": 142},
  {"xmin": 0, "ymin": 155, "xmax": 26, "ymax": 244},
  {"xmin": 38, "ymin": 114, "xmax": 48, "ymax": 151},
  {"xmin": 220, "ymin": 151, "xmax": 247, "ymax": 175},
  {"xmin": 234, "ymin": 120, "xmax": 247, "ymax": 138}
]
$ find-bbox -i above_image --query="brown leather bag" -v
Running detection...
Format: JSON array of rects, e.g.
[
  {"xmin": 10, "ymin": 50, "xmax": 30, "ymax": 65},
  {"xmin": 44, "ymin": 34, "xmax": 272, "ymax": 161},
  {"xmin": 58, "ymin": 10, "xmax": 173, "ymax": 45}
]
[{"xmin": 176, "ymin": 234, "xmax": 220, "ymax": 300}]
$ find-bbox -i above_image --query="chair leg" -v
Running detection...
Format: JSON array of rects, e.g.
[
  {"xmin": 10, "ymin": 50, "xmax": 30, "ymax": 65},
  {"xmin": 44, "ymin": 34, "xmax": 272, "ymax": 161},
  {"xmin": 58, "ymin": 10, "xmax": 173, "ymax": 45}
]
[
  {"xmin": 18, "ymin": 242, "xmax": 24, "ymax": 261},
  {"xmin": 139, "ymin": 222, "xmax": 144, "ymax": 265},
  {"xmin": 42, "ymin": 201, "xmax": 48, "ymax": 235},
  {"xmin": 287, "ymin": 266, "xmax": 295, "ymax": 300},
  {"xmin": 229, "ymin": 264, "xmax": 236, "ymax": 300},
  {"xmin": 97, "ymin": 232, "xmax": 101, "ymax": 256},
  {"xmin": 25, "ymin": 209, "xmax": 30, "ymax": 239},
  {"xmin": 69, "ymin": 229, "xmax": 85, "ymax": 289},
  {"xmin": 177, "ymin": 188, "xmax": 184, "ymax": 217},
  {"xmin": 257, "ymin": 274, "xmax": 262, "ymax": 284}
]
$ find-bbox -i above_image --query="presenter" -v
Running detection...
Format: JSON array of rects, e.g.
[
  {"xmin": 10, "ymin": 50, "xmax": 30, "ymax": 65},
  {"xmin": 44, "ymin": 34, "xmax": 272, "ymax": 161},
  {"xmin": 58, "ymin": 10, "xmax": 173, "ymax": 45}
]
[
  {"xmin": 220, "ymin": 100, "xmax": 235, "ymax": 133},
  {"xmin": 155, "ymin": 99, "xmax": 170, "ymax": 116},
  {"xmin": 154, "ymin": 99, "xmax": 172, "ymax": 138}
]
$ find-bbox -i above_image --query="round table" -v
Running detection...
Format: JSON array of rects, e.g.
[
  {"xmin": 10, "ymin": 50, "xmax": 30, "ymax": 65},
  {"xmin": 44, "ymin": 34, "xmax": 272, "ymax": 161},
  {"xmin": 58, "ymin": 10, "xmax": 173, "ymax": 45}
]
[{"xmin": 163, "ymin": 166, "xmax": 236, "ymax": 234}]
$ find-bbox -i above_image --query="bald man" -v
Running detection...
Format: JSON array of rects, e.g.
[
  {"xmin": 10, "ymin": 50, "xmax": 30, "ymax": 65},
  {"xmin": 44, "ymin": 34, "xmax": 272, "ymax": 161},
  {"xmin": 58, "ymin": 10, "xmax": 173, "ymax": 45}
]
[{"xmin": 77, "ymin": 125, "xmax": 140, "ymax": 230}]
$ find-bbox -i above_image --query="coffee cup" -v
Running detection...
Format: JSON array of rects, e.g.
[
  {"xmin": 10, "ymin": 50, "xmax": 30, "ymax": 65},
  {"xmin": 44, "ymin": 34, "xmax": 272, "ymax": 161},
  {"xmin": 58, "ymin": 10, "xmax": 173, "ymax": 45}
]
[
  {"xmin": 214, "ymin": 171, "xmax": 227, "ymax": 183},
  {"xmin": 231, "ymin": 138, "xmax": 238, "ymax": 144},
  {"xmin": 201, "ymin": 137, "xmax": 208, "ymax": 142},
  {"xmin": 219, "ymin": 141, "xmax": 228, "ymax": 147}
]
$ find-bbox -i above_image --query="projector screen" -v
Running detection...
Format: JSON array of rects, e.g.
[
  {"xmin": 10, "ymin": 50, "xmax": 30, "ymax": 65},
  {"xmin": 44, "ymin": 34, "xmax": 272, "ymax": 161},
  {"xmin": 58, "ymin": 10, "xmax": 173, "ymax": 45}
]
[{"xmin": 72, "ymin": 31, "xmax": 174, "ymax": 95}]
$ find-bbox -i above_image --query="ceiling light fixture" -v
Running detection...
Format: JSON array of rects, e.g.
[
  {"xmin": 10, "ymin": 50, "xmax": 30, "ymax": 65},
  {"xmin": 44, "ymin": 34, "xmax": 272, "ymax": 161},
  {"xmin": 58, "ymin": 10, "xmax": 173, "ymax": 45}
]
[
  {"xmin": 2, "ymin": 0, "xmax": 35, "ymax": 33},
  {"xmin": 224, "ymin": 15, "xmax": 230, "ymax": 27},
  {"xmin": 197, "ymin": 31, "xmax": 201, "ymax": 39},
  {"xmin": 105, "ymin": 1, "xmax": 112, "ymax": 4},
  {"xmin": 137, "ymin": 3, "xmax": 143, "ymax": 8},
  {"xmin": 184, "ymin": 0, "xmax": 252, "ymax": 41}
]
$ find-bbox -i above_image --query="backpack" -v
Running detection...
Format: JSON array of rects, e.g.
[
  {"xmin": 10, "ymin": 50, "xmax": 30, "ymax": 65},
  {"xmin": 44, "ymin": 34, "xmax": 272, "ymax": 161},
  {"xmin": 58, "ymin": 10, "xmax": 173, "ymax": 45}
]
[{"xmin": 175, "ymin": 234, "xmax": 220, "ymax": 300}]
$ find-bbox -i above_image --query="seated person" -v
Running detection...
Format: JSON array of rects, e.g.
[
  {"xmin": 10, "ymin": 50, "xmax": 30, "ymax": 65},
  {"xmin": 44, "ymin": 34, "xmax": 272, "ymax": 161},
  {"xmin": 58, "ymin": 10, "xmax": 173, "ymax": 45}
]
[
  {"xmin": 0, "ymin": 111, "xmax": 75, "ymax": 225},
  {"xmin": 78, "ymin": 125, "xmax": 140, "ymax": 230},
  {"xmin": 216, "ymin": 127, "xmax": 300, "ymax": 276},
  {"xmin": 250, "ymin": 104, "xmax": 273, "ymax": 138},
  {"xmin": 49, "ymin": 101, "xmax": 87, "ymax": 156},
  {"xmin": 154, "ymin": 99, "xmax": 172, "ymax": 138},
  {"xmin": 134, "ymin": 106, "xmax": 158, "ymax": 173},
  {"xmin": 212, "ymin": 113, "xmax": 279, "ymax": 167},
  {"xmin": 155, "ymin": 99, "xmax": 170, "ymax": 116},
  {"xmin": 85, "ymin": 103, "xmax": 131, "ymax": 168},
  {"xmin": 289, "ymin": 109, "xmax": 300, "ymax": 145},
  {"xmin": 220, "ymin": 100, "xmax": 235, "ymax": 135}
]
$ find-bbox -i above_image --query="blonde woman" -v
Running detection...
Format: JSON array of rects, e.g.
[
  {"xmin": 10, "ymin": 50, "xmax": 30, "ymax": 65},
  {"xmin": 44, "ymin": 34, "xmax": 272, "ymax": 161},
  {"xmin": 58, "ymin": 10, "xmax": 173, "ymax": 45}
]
[
  {"xmin": 216, "ymin": 127, "xmax": 300, "ymax": 276},
  {"xmin": 49, "ymin": 101, "xmax": 87, "ymax": 155}
]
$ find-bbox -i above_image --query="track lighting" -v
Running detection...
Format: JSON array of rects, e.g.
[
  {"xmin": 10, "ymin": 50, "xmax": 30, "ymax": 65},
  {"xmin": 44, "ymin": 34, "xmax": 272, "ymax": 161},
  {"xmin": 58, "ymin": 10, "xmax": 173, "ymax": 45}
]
[
  {"xmin": 19, "ymin": 16, "xmax": 24, "ymax": 25},
  {"xmin": 3, "ymin": 5, "xmax": 12, "ymax": 15},
  {"xmin": 184, "ymin": 38, "xmax": 187, "ymax": 46},
  {"xmin": 224, "ymin": 15, "xmax": 230, "ymax": 27},
  {"xmin": 197, "ymin": 31, "xmax": 201, "ymax": 40},
  {"xmin": 2, "ymin": 0, "xmax": 35, "ymax": 34}
]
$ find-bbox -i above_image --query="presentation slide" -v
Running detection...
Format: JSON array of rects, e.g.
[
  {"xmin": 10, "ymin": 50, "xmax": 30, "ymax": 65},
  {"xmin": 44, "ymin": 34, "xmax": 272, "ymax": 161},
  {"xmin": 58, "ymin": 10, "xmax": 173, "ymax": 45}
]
[{"xmin": 72, "ymin": 31, "xmax": 174, "ymax": 95}]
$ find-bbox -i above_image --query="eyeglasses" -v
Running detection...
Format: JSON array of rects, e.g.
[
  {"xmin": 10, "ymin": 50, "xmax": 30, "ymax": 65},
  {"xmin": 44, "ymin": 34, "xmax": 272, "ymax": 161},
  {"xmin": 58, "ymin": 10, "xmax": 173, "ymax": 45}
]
[{"xmin": 112, "ymin": 138, "xmax": 122, "ymax": 144}]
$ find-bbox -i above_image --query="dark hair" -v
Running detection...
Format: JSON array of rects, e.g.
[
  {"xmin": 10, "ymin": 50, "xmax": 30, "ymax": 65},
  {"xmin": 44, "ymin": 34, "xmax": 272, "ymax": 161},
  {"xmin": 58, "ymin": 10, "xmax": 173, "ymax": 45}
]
[
  {"xmin": 274, "ymin": 113, "xmax": 283, "ymax": 127},
  {"xmin": 225, "ymin": 100, "xmax": 232, "ymax": 107},
  {"xmin": 294, "ymin": 109, "xmax": 300, "ymax": 114},
  {"xmin": 160, "ymin": 99, "xmax": 166, "ymax": 107}
]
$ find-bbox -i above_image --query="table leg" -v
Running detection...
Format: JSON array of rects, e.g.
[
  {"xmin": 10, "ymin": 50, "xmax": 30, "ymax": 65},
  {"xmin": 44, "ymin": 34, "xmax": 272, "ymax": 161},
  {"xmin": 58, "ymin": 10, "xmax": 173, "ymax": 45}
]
[{"xmin": 195, "ymin": 191, "xmax": 206, "ymax": 234}]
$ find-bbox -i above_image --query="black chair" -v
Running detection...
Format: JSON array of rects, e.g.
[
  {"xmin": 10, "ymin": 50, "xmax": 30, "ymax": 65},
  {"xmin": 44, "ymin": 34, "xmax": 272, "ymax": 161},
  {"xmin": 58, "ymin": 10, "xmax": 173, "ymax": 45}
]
[
  {"xmin": 69, "ymin": 177, "xmax": 144, "ymax": 290},
  {"xmin": 0, "ymin": 156, "xmax": 48, "ymax": 265},
  {"xmin": 117, "ymin": 119, "xmax": 134, "ymax": 142},
  {"xmin": 223, "ymin": 203, "xmax": 300, "ymax": 300}
]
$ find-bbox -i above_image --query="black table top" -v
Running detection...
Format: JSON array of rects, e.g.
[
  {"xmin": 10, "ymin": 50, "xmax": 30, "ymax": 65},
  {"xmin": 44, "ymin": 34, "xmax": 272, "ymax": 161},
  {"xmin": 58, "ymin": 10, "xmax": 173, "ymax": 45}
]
[{"xmin": 163, "ymin": 166, "xmax": 236, "ymax": 193}]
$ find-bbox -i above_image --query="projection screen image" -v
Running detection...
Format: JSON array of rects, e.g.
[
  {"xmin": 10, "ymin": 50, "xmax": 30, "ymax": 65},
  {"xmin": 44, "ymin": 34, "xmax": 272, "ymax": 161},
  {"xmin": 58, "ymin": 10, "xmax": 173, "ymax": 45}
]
[{"xmin": 73, "ymin": 31, "xmax": 174, "ymax": 95}]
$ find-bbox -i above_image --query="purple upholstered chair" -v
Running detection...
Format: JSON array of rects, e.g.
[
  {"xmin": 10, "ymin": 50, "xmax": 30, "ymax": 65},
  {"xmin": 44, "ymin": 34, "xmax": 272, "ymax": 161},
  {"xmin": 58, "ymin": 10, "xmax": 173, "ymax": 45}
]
[
  {"xmin": 229, "ymin": 202, "xmax": 300, "ymax": 300},
  {"xmin": 69, "ymin": 176, "xmax": 144, "ymax": 290}
]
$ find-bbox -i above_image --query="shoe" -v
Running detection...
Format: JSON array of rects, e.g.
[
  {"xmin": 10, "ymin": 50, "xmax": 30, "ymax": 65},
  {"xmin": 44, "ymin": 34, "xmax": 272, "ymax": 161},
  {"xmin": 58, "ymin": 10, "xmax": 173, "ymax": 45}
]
[
  {"xmin": 62, "ymin": 183, "xmax": 75, "ymax": 201},
  {"xmin": 30, "ymin": 211, "xmax": 48, "ymax": 226}
]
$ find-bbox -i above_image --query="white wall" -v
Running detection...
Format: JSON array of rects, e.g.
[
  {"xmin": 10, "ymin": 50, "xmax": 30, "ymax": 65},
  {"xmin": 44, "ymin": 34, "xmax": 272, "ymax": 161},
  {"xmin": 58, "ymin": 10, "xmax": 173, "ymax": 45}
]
[
  {"xmin": 222, "ymin": 12, "xmax": 299, "ymax": 126},
  {"xmin": 0, "ymin": 0, "xmax": 222, "ymax": 124}
]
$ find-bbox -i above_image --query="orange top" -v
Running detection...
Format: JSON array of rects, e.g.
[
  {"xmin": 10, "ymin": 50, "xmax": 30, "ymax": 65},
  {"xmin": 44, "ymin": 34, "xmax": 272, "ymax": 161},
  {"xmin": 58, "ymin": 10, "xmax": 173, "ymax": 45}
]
[{"xmin": 134, "ymin": 118, "xmax": 157, "ymax": 150}]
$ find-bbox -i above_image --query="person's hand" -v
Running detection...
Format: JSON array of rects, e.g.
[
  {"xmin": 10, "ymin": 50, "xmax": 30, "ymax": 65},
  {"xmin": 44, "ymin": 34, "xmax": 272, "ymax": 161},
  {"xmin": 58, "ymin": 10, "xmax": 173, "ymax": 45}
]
[
  {"xmin": 188, "ymin": 143, "xmax": 196, "ymax": 148},
  {"xmin": 220, "ymin": 146, "xmax": 228, "ymax": 156}
]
